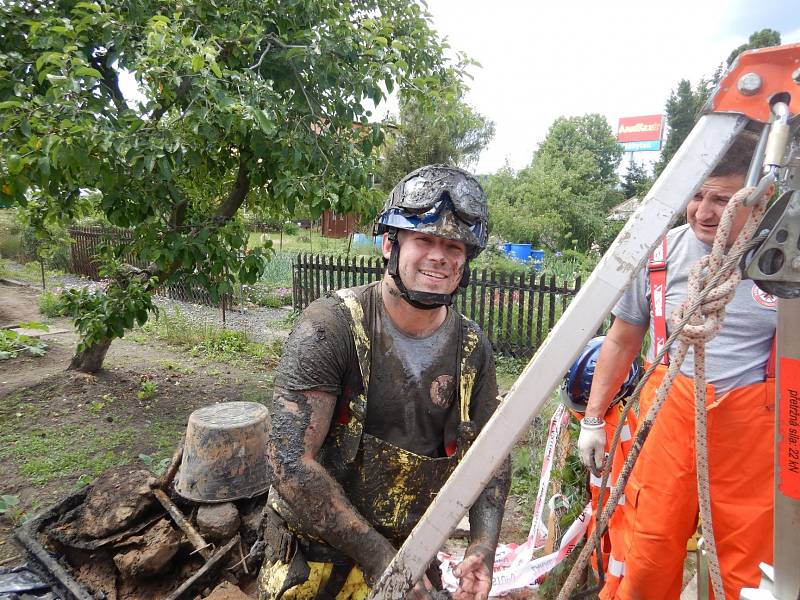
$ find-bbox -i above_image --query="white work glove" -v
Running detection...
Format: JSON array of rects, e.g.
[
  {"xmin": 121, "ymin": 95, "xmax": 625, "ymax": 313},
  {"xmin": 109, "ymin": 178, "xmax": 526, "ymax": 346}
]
[{"xmin": 577, "ymin": 418, "xmax": 606, "ymax": 476}]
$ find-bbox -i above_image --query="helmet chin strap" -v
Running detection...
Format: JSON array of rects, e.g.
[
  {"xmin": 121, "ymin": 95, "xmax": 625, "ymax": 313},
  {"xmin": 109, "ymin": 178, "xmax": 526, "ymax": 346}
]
[{"xmin": 386, "ymin": 230, "xmax": 469, "ymax": 310}]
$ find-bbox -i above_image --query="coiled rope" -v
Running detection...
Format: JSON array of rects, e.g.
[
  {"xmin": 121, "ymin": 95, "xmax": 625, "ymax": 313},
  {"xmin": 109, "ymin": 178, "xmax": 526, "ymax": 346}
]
[{"xmin": 558, "ymin": 184, "xmax": 771, "ymax": 600}]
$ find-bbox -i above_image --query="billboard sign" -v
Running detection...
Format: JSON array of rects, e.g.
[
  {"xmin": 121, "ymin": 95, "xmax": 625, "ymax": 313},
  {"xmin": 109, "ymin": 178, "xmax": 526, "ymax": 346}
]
[{"xmin": 617, "ymin": 114, "xmax": 663, "ymax": 152}]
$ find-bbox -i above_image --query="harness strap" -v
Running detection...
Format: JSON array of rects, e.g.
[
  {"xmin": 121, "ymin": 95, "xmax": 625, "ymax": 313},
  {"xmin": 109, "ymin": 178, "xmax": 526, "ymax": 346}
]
[
  {"xmin": 765, "ymin": 335, "xmax": 776, "ymax": 379},
  {"xmin": 648, "ymin": 238, "xmax": 669, "ymax": 366},
  {"xmin": 334, "ymin": 288, "xmax": 370, "ymax": 465}
]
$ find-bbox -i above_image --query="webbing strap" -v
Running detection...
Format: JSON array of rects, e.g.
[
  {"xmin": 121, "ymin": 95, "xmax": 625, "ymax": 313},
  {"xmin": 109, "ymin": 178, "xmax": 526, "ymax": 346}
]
[{"xmin": 648, "ymin": 238, "xmax": 669, "ymax": 365}]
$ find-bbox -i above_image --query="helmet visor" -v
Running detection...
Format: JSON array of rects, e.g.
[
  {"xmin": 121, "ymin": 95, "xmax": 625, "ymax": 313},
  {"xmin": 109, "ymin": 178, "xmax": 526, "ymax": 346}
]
[
  {"xmin": 379, "ymin": 199, "xmax": 486, "ymax": 247},
  {"xmin": 398, "ymin": 169, "xmax": 487, "ymax": 225}
]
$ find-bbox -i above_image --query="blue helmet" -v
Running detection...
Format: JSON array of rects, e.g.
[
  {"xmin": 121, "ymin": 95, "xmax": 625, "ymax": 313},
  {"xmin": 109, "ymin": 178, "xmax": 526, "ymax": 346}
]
[{"xmin": 560, "ymin": 336, "xmax": 640, "ymax": 413}]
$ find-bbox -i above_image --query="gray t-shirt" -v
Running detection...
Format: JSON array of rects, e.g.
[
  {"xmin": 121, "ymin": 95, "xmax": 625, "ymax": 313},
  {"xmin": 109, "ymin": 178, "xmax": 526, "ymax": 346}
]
[
  {"xmin": 613, "ymin": 224, "xmax": 777, "ymax": 395},
  {"xmin": 275, "ymin": 282, "xmax": 499, "ymax": 457}
]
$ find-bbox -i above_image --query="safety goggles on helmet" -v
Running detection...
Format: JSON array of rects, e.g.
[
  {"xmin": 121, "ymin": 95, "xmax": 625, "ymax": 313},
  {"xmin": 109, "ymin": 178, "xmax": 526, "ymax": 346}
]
[
  {"xmin": 377, "ymin": 197, "xmax": 486, "ymax": 245},
  {"xmin": 395, "ymin": 168, "xmax": 487, "ymax": 226}
]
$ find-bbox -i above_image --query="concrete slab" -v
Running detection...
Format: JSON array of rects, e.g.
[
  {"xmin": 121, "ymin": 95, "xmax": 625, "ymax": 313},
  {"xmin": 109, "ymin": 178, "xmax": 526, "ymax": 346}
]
[{"xmin": 10, "ymin": 327, "xmax": 71, "ymax": 338}]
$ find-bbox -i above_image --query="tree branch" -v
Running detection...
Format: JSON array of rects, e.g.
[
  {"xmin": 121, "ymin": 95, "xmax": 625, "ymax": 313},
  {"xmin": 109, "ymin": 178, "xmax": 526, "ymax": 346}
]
[
  {"xmin": 151, "ymin": 75, "xmax": 192, "ymax": 123},
  {"xmin": 214, "ymin": 154, "xmax": 251, "ymax": 221},
  {"xmin": 91, "ymin": 53, "xmax": 126, "ymax": 112}
]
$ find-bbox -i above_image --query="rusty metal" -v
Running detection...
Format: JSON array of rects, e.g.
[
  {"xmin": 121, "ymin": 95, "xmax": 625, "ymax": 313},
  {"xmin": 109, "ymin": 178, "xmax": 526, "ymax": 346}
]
[
  {"xmin": 164, "ymin": 534, "xmax": 239, "ymax": 600},
  {"xmin": 152, "ymin": 488, "xmax": 212, "ymax": 560},
  {"xmin": 175, "ymin": 402, "xmax": 271, "ymax": 503},
  {"xmin": 14, "ymin": 488, "xmax": 94, "ymax": 600}
]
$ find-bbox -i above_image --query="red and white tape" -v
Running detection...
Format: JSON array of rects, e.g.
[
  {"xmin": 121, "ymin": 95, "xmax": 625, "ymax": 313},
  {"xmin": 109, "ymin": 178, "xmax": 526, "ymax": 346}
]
[{"xmin": 438, "ymin": 404, "xmax": 590, "ymax": 596}]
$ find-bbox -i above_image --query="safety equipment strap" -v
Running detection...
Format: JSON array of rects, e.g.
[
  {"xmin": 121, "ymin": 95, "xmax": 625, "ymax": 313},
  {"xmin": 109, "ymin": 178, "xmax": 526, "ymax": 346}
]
[{"xmin": 648, "ymin": 238, "xmax": 669, "ymax": 365}]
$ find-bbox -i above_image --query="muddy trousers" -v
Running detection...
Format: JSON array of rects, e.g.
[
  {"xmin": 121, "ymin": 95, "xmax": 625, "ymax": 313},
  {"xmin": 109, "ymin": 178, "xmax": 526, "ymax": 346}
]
[
  {"xmin": 602, "ymin": 366, "xmax": 774, "ymax": 600},
  {"xmin": 258, "ymin": 560, "xmax": 370, "ymax": 600}
]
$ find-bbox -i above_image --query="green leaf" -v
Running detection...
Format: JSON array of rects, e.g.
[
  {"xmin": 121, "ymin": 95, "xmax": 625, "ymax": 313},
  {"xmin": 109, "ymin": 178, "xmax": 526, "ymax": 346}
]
[
  {"xmin": 74, "ymin": 2, "xmax": 101, "ymax": 11},
  {"xmin": 252, "ymin": 109, "xmax": 275, "ymax": 135},
  {"xmin": 191, "ymin": 55, "xmax": 204, "ymax": 71},
  {"xmin": 0, "ymin": 100, "xmax": 22, "ymax": 109},
  {"xmin": 210, "ymin": 61, "xmax": 222, "ymax": 78},
  {"xmin": 74, "ymin": 66, "xmax": 103, "ymax": 79}
]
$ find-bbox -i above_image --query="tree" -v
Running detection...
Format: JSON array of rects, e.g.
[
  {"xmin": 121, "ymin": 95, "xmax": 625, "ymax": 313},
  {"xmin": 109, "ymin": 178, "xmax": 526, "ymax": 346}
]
[
  {"xmin": 0, "ymin": 0, "xmax": 464, "ymax": 371},
  {"xmin": 622, "ymin": 158, "xmax": 653, "ymax": 199},
  {"xmin": 376, "ymin": 95, "xmax": 494, "ymax": 192},
  {"xmin": 654, "ymin": 79, "xmax": 707, "ymax": 176},
  {"xmin": 485, "ymin": 114, "xmax": 623, "ymax": 250},
  {"xmin": 535, "ymin": 114, "xmax": 622, "ymax": 191},
  {"xmin": 727, "ymin": 28, "xmax": 781, "ymax": 67}
]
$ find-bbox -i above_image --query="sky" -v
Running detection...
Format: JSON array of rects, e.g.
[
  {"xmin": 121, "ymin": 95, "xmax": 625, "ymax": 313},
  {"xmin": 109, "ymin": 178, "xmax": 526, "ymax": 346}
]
[{"xmin": 415, "ymin": 0, "xmax": 800, "ymax": 174}]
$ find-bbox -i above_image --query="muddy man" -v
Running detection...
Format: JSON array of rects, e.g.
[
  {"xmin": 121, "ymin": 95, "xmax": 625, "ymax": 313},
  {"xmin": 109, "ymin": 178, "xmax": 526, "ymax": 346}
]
[{"xmin": 258, "ymin": 165, "xmax": 511, "ymax": 600}]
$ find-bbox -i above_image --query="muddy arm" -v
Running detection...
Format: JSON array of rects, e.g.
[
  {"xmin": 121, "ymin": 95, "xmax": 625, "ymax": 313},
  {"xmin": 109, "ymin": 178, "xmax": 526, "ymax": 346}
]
[
  {"xmin": 268, "ymin": 387, "xmax": 397, "ymax": 581},
  {"xmin": 466, "ymin": 458, "xmax": 511, "ymax": 566}
]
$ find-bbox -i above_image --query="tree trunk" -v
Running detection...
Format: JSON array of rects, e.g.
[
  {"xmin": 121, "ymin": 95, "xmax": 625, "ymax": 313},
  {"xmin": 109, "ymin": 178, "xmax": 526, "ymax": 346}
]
[{"xmin": 68, "ymin": 337, "xmax": 113, "ymax": 373}]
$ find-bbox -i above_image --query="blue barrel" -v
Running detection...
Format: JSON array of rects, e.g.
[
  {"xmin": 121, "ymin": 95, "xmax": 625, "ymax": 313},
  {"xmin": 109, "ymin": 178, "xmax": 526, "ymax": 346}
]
[
  {"xmin": 352, "ymin": 233, "xmax": 368, "ymax": 245},
  {"xmin": 508, "ymin": 243, "xmax": 532, "ymax": 262},
  {"xmin": 504, "ymin": 242, "xmax": 512, "ymax": 255},
  {"xmin": 531, "ymin": 248, "xmax": 545, "ymax": 271}
]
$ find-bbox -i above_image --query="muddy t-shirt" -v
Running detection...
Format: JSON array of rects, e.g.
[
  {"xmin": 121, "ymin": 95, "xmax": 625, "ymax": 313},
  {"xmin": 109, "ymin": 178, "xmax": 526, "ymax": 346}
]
[{"xmin": 275, "ymin": 281, "xmax": 498, "ymax": 458}]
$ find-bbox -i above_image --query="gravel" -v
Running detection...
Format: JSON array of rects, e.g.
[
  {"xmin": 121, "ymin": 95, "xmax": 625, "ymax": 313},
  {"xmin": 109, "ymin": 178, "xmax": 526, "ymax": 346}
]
[{"xmin": 2, "ymin": 261, "xmax": 293, "ymax": 344}]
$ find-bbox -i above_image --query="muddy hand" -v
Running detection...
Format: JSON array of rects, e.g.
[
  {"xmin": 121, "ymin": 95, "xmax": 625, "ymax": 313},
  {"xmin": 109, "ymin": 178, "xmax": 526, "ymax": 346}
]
[{"xmin": 453, "ymin": 544, "xmax": 493, "ymax": 600}]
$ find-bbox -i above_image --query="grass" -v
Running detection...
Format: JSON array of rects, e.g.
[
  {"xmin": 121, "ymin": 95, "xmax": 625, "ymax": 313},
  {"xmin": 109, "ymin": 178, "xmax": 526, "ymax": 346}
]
[
  {"xmin": 249, "ymin": 230, "xmax": 381, "ymax": 256},
  {"xmin": 0, "ymin": 423, "xmax": 137, "ymax": 485},
  {"xmin": 141, "ymin": 306, "xmax": 284, "ymax": 366},
  {"xmin": 495, "ymin": 355, "xmax": 528, "ymax": 391}
]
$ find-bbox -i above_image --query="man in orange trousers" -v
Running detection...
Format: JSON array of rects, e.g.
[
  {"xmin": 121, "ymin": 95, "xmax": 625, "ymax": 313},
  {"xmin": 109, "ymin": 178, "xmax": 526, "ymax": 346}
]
[{"xmin": 578, "ymin": 134, "xmax": 776, "ymax": 599}]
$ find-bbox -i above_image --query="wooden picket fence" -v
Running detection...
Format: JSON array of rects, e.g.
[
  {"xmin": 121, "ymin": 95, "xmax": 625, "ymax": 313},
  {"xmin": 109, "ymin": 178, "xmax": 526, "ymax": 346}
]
[
  {"xmin": 68, "ymin": 226, "xmax": 219, "ymax": 307},
  {"xmin": 292, "ymin": 254, "xmax": 583, "ymax": 358}
]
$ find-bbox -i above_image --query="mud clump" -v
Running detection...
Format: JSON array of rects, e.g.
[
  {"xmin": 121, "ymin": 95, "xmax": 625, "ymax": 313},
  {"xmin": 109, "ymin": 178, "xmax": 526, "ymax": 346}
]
[
  {"xmin": 78, "ymin": 466, "xmax": 157, "ymax": 539},
  {"xmin": 203, "ymin": 580, "xmax": 253, "ymax": 599},
  {"xmin": 112, "ymin": 518, "xmax": 182, "ymax": 578},
  {"xmin": 197, "ymin": 502, "xmax": 240, "ymax": 542}
]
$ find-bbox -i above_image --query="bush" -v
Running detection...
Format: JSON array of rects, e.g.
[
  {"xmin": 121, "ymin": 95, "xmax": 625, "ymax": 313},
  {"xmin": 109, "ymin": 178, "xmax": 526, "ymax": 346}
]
[
  {"xmin": 39, "ymin": 291, "xmax": 69, "ymax": 318},
  {"xmin": 20, "ymin": 223, "xmax": 71, "ymax": 271},
  {"xmin": 282, "ymin": 221, "xmax": 300, "ymax": 235}
]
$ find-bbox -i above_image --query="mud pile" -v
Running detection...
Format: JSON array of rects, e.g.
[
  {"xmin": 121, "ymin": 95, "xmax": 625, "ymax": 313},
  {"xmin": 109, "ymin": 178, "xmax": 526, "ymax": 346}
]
[{"xmin": 22, "ymin": 465, "xmax": 267, "ymax": 600}]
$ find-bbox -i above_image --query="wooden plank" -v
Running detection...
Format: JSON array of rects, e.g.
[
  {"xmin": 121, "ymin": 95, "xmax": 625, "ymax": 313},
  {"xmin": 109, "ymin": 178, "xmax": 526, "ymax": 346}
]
[
  {"xmin": 152, "ymin": 488, "xmax": 212, "ymax": 560},
  {"xmin": 165, "ymin": 535, "xmax": 239, "ymax": 600},
  {"xmin": 469, "ymin": 268, "xmax": 477, "ymax": 322},
  {"xmin": 496, "ymin": 271, "xmax": 506, "ymax": 354},
  {"xmin": 486, "ymin": 270, "xmax": 496, "ymax": 342},
  {"xmin": 536, "ymin": 273, "xmax": 546, "ymax": 346}
]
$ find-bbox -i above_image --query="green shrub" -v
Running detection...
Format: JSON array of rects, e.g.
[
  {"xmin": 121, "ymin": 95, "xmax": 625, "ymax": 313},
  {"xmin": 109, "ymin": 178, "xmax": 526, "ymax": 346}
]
[
  {"xmin": 282, "ymin": 221, "xmax": 300, "ymax": 235},
  {"xmin": 0, "ymin": 330, "xmax": 48, "ymax": 360},
  {"xmin": 39, "ymin": 290, "xmax": 69, "ymax": 317}
]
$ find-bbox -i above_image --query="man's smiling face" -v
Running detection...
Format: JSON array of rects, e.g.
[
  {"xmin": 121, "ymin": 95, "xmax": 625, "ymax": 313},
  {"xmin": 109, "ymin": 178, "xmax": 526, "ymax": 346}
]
[
  {"xmin": 686, "ymin": 174, "xmax": 749, "ymax": 247},
  {"xmin": 388, "ymin": 230, "xmax": 467, "ymax": 296}
]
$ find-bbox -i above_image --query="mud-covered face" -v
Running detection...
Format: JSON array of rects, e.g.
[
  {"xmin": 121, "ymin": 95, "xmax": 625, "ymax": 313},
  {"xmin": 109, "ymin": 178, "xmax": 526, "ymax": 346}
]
[
  {"xmin": 383, "ymin": 230, "xmax": 466, "ymax": 296},
  {"xmin": 686, "ymin": 174, "xmax": 749, "ymax": 247}
]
